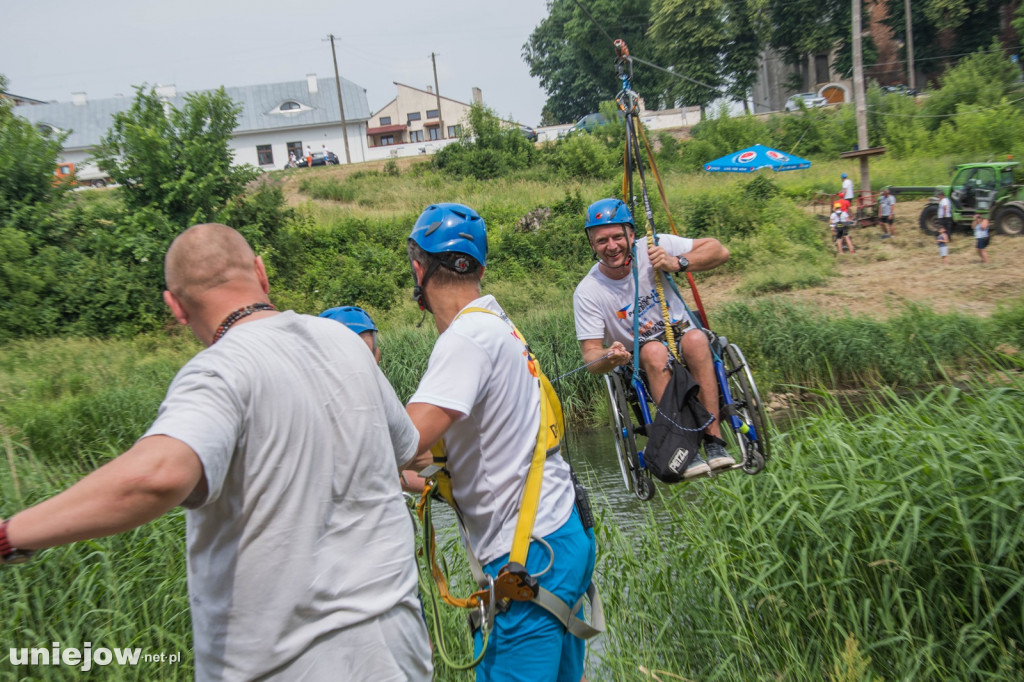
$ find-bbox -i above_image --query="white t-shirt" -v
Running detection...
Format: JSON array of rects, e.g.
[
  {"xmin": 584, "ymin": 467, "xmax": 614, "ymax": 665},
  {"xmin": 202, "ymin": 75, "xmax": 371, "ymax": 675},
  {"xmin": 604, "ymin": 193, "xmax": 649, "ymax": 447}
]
[
  {"xmin": 830, "ymin": 209, "xmax": 850, "ymax": 225},
  {"xmin": 144, "ymin": 311, "xmax": 428, "ymax": 681},
  {"xmin": 409, "ymin": 295, "xmax": 575, "ymax": 566},
  {"xmin": 573, "ymin": 234, "xmax": 696, "ymax": 348},
  {"xmin": 938, "ymin": 196, "xmax": 952, "ymax": 218},
  {"xmin": 842, "ymin": 178, "xmax": 854, "ymax": 199}
]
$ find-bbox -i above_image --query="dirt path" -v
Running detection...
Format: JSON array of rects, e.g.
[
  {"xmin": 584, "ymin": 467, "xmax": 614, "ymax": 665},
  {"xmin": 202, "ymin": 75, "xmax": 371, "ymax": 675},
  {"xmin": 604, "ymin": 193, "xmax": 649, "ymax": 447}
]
[{"xmin": 698, "ymin": 199, "xmax": 1024, "ymax": 319}]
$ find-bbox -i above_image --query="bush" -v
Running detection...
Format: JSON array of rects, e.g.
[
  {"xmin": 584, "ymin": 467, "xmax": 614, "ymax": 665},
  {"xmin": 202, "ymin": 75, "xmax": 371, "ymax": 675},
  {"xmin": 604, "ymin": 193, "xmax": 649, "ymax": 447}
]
[{"xmin": 432, "ymin": 103, "xmax": 536, "ymax": 179}]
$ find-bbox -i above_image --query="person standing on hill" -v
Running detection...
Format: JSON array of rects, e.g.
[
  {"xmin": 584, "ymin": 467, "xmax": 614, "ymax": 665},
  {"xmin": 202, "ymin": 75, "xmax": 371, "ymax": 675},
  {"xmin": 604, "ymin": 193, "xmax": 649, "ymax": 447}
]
[
  {"xmin": 937, "ymin": 190, "xmax": 953, "ymax": 237},
  {"xmin": 937, "ymin": 224, "xmax": 950, "ymax": 265},
  {"xmin": 830, "ymin": 202, "xmax": 854, "ymax": 254},
  {"xmin": 403, "ymin": 202, "xmax": 598, "ymax": 681},
  {"xmin": 972, "ymin": 214, "xmax": 991, "ymax": 264},
  {"xmin": 878, "ymin": 188, "xmax": 896, "ymax": 238},
  {"xmin": 1, "ymin": 223, "xmax": 432, "ymax": 681},
  {"xmin": 841, "ymin": 173, "xmax": 854, "ymax": 201},
  {"xmin": 305, "ymin": 144, "xmax": 313, "ymax": 167}
]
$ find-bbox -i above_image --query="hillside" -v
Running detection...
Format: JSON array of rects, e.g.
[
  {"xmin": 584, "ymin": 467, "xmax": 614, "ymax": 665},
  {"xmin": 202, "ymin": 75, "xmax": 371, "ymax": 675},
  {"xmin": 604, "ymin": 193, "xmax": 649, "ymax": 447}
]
[{"xmin": 275, "ymin": 163, "xmax": 1024, "ymax": 321}]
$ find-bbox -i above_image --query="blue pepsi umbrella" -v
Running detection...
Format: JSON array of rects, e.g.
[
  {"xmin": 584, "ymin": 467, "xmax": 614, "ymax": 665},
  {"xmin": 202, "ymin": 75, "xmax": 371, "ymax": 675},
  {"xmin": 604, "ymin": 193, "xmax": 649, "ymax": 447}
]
[{"xmin": 703, "ymin": 144, "xmax": 811, "ymax": 173}]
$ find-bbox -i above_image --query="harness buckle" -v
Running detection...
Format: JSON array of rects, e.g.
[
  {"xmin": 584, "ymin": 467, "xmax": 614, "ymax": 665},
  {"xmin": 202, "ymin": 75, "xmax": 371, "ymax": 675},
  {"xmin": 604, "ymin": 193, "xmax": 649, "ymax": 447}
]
[{"xmin": 493, "ymin": 562, "xmax": 539, "ymax": 604}]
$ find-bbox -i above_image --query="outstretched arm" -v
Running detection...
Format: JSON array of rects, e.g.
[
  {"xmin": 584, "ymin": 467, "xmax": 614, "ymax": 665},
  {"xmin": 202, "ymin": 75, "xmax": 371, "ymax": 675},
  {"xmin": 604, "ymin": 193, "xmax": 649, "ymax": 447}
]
[{"xmin": 4, "ymin": 436, "xmax": 204, "ymax": 552}]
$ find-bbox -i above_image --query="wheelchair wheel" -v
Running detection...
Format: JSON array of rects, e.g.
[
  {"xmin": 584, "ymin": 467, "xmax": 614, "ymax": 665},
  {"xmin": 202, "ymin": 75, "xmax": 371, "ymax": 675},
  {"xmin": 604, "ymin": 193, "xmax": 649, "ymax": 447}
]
[
  {"xmin": 605, "ymin": 372, "xmax": 655, "ymax": 500},
  {"xmin": 722, "ymin": 343, "xmax": 771, "ymax": 474}
]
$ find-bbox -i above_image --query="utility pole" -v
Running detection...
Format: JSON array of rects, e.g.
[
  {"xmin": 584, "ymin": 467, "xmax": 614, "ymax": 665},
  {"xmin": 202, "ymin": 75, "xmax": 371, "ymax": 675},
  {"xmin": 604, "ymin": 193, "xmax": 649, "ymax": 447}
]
[
  {"xmin": 904, "ymin": 0, "xmax": 916, "ymax": 90},
  {"xmin": 328, "ymin": 33, "xmax": 352, "ymax": 164},
  {"xmin": 852, "ymin": 0, "xmax": 870, "ymax": 194},
  {"xmin": 431, "ymin": 52, "xmax": 445, "ymax": 140}
]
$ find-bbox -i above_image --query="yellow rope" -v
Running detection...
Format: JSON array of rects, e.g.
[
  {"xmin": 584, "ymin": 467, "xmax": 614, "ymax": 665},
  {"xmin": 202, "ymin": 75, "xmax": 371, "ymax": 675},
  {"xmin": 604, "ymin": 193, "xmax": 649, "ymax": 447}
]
[{"xmin": 626, "ymin": 116, "xmax": 680, "ymax": 364}]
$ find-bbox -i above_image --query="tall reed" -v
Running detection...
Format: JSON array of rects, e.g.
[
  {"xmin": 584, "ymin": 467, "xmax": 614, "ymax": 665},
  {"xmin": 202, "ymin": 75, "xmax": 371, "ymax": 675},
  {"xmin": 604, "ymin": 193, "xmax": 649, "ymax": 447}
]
[{"xmin": 590, "ymin": 373, "xmax": 1024, "ymax": 680}]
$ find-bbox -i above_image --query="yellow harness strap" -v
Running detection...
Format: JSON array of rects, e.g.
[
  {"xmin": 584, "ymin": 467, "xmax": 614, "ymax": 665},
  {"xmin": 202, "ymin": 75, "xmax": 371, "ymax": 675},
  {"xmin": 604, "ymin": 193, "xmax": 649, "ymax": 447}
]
[
  {"xmin": 416, "ymin": 306, "xmax": 603, "ymax": 642},
  {"xmin": 448, "ymin": 306, "xmax": 563, "ymax": 567}
]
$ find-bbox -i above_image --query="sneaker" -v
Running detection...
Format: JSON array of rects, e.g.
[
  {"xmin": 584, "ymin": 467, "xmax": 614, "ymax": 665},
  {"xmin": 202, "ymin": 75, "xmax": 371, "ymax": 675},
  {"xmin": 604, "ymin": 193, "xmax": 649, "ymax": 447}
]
[
  {"xmin": 682, "ymin": 454, "xmax": 711, "ymax": 480},
  {"xmin": 705, "ymin": 441, "xmax": 736, "ymax": 470},
  {"xmin": 880, "ymin": 234, "xmax": 891, "ymax": 239}
]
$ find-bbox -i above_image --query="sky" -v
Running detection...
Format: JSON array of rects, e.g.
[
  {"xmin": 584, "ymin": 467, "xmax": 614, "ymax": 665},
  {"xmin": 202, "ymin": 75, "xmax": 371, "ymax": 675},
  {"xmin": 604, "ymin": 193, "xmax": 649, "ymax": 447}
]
[{"xmin": 1, "ymin": 0, "xmax": 553, "ymax": 126}]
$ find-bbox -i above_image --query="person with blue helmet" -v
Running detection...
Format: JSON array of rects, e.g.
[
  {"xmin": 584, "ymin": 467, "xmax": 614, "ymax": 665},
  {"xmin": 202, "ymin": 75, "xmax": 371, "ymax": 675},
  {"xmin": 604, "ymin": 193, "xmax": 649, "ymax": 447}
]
[
  {"xmin": 320, "ymin": 305, "xmax": 381, "ymax": 363},
  {"xmin": 841, "ymin": 172, "xmax": 854, "ymax": 201},
  {"xmin": 403, "ymin": 203, "xmax": 598, "ymax": 682},
  {"xmin": 573, "ymin": 198, "xmax": 734, "ymax": 478}
]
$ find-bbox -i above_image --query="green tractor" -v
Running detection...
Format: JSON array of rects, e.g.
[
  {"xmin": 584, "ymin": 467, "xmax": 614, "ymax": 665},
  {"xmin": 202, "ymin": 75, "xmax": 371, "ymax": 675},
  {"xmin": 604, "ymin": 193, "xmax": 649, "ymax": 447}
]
[{"xmin": 908, "ymin": 162, "xmax": 1024, "ymax": 237}]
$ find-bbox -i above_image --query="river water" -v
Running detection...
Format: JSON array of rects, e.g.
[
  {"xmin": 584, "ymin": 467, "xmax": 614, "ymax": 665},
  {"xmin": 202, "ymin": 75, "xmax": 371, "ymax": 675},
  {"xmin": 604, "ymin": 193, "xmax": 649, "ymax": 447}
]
[{"xmin": 562, "ymin": 427, "xmax": 674, "ymax": 528}]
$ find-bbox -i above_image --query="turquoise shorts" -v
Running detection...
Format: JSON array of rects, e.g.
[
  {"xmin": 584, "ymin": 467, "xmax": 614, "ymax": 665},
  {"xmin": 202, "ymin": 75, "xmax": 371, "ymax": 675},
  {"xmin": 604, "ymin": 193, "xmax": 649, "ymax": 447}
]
[{"xmin": 473, "ymin": 507, "xmax": 597, "ymax": 682}]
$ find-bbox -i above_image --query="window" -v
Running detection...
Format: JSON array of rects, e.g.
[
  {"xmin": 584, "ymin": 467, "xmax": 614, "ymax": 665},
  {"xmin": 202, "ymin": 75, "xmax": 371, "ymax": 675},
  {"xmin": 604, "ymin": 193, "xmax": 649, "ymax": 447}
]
[
  {"xmin": 410, "ymin": 130, "xmax": 424, "ymax": 142},
  {"xmin": 380, "ymin": 135, "xmax": 395, "ymax": 146},
  {"xmin": 407, "ymin": 112, "xmax": 421, "ymax": 123},
  {"xmin": 447, "ymin": 125, "xmax": 462, "ymax": 138},
  {"xmin": 280, "ymin": 101, "xmax": 301, "ymax": 111},
  {"xmin": 428, "ymin": 127, "xmax": 441, "ymax": 141},
  {"xmin": 257, "ymin": 144, "xmax": 274, "ymax": 166},
  {"xmin": 426, "ymin": 109, "xmax": 439, "ymax": 119},
  {"xmin": 380, "ymin": 116, "xmax": 392, "ymax": 126},
  {"xmin": 286, "ymin": 141, "xmax": 303, "ymax": 159}
]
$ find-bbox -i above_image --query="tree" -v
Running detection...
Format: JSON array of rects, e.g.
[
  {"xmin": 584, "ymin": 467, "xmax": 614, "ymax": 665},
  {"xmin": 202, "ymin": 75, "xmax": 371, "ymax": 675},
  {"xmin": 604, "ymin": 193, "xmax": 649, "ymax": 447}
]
[
  {"xmin": 649, "ymin": 0, "xmax": 728, "ymax": 114},
  {"xmin": 919, "ymin": 42, "xmax": 1022, "ymax": 129},
  {"xmin": 92, "ymin": 86, "xmax": 258, "ymax": 227},
  {"xmin": 0, "ymin": 74, "xmax": 68, "ymax": 222},
  {"xmin": 523, "ymin": 0, "xmax": 659, "ymax": 123},
  {"xmin": 885, "ymin": 0, "xmax": 1009, "ymax": 85},
  {"xmin": 721, "ymin": 0, "xmax": 763, "ymax": 110},
  {"xmin": 432, "ymin": 103, "xmax": 536, "ymax": 179}
]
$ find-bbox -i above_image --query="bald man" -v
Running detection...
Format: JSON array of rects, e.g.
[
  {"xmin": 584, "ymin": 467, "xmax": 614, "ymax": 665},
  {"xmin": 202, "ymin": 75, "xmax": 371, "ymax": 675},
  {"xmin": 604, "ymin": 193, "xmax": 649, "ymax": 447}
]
[{"xmin": 1, "ymin": 224, "xmax": 432, "ymax": 681}]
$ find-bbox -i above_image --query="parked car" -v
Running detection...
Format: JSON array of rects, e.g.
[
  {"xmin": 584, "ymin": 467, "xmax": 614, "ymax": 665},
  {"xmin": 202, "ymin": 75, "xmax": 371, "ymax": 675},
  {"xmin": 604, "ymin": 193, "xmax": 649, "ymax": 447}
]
[
  {"xmin": 286, "ymin": 151, "xmax": 339, "ymax": 169},
  {"xmin": 881, "ymin": 84, "xmax": 920, "ymax": 96},
  {"xmin": 784, "ymin": 92, "xmax": 827, "ymax": 112},
  {"xmin": 563, "ymin": 111, "xmax": 624, "ymax": 138},
  {"xmin": 520, "ymin": 125, "xmax": 538, "ymax": 142}
]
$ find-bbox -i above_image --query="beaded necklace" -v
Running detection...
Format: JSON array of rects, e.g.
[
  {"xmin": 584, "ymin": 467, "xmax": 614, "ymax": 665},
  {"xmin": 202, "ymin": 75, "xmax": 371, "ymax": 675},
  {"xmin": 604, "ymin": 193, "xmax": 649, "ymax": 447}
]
[{"xmin": 211, "ymin": 303, "xmax": 276, "ymax": 344}]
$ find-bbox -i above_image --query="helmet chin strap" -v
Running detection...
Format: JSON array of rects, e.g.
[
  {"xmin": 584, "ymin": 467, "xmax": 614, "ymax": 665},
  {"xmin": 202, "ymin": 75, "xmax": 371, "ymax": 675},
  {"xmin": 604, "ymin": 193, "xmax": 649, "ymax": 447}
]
[{"xmin": 410, "ymin": 257, "xmax": 444, "ymax": 325}]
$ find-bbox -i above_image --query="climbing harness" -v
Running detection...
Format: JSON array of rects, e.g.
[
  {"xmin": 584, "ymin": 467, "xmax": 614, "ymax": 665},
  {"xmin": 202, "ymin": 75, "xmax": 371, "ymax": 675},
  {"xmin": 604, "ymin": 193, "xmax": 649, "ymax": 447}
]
[{"xmin": 413, "ymin": 306, "xmax": 605, "ymax": 670}]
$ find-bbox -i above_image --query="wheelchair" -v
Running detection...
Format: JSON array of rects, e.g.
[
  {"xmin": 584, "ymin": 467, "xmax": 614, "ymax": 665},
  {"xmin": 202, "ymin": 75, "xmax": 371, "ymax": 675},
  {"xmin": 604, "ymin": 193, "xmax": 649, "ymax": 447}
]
[{"xmin": 604, "ymin": 331, "xmax": 771, "ymax": 500}]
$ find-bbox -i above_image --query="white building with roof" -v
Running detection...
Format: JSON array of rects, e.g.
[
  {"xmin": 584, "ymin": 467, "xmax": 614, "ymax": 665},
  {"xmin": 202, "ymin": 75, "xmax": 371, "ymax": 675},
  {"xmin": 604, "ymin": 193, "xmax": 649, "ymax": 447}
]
[{"xmin": 13, "ymin": 74, "xmax": 371, "ymax": 173}]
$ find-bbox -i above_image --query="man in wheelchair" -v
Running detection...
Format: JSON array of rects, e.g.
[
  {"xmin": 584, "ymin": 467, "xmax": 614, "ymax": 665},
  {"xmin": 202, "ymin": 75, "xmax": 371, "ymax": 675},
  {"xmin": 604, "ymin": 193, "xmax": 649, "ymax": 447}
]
[{"xmin": 573, "ymin": 198, "xmax": 733, "ymax": 478}]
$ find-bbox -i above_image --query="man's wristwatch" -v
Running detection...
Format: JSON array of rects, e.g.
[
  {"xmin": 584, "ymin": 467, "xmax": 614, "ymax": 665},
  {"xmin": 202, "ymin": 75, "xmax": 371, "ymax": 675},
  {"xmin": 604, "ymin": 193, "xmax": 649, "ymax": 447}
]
[
  {"xmin": 676, "ymin": 256, "xmax": 690, "ymax": 272},
  {"xmin": 0, "ymin": 520, "xmax": 34, "ymax": 565}
]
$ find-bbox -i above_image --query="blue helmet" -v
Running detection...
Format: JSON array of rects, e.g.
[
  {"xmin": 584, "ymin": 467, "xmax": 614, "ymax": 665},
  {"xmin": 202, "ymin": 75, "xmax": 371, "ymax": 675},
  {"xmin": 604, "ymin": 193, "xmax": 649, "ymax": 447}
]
[
  {"xmin": 584, "ymin": 198, "xmax": 633, "ymax": 231},
  {"xmin": 319, "ymin": 305, "xmax": 377, "ymax": 335},
  {"xmin": 841, "ymin": 173, "xmax": 848, "ymax": 179},
  {"xmin": 408, "ymin": 203, "xmax": 487, "ymax": 268}
]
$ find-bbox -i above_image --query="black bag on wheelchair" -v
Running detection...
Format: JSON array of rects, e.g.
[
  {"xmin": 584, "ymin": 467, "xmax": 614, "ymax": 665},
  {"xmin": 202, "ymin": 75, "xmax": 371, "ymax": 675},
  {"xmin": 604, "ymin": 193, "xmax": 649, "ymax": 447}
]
[{"xmin": 645, "ymin": 363, "xmax": 713, "ymax": 483}]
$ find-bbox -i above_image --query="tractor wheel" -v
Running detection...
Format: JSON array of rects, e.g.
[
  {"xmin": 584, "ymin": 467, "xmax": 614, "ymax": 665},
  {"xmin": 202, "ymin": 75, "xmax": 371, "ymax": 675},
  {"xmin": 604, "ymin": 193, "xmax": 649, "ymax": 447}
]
[
  {"xmin": 918, "ymin": 203, "xmax": 940, "ymax": 235},
  {"xmin": 995, "ymin": 205, "xmax": 1024, "ymax": 237}
]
